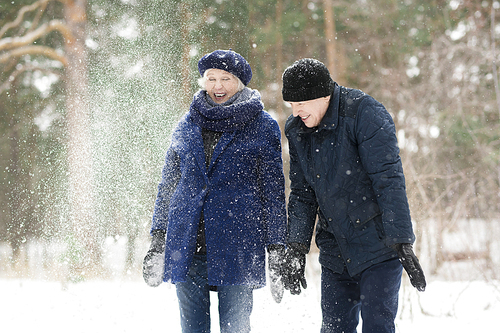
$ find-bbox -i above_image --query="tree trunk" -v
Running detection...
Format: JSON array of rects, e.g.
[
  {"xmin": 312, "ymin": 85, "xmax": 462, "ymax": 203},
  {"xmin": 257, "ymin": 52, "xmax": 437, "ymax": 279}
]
[
  {"xmin": 63, "ymin": 0, "xmax": 99, "ymax": 276},
  {"xmin": 323, "ymin": 0, "xmax": 336, "ymax": 78},
  {"xmin": 8, "ymin": 116, "xmax": 23, "ymax": 268},
  {"xmin": 276, "ymin": 0, "xmax": 284, "ymax": 135},
  {"xmin": 180, "ymin": 2, "xmax": 192, "ymax": 109}
]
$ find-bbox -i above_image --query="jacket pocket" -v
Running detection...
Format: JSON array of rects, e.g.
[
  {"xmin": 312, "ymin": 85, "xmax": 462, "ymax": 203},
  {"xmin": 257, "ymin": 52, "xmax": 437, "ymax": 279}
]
[{"xmin": 347, "ymin": 198, "xmax": 381, "ymax": 228}]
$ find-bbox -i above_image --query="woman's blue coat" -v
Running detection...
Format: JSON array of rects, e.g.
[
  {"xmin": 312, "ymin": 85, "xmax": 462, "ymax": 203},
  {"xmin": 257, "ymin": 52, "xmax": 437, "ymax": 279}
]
[{"xmin": 151, "ymin": 90, "xmax": 286, "ymax": 287}]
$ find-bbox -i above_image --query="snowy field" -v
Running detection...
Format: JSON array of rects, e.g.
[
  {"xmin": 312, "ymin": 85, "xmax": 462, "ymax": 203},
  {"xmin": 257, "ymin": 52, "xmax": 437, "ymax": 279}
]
[
  {"xmin": 3, "ymin": 274, "xmax": 499, "ymax": 332},
  {"xmin": 2, "ymin": 236, "xmax": 500, "ymax": 332}
]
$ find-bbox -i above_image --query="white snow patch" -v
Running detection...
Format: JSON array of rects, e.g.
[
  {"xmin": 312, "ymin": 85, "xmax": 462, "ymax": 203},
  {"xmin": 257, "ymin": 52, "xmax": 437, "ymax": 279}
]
[{"xmin": 1, "ymin": 275, "xmax": 499, "ymax": 332}]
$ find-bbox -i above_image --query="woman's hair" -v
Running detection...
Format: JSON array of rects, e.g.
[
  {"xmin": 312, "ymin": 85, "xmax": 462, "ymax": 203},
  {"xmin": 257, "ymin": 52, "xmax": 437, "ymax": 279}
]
[{"xmin": 197, "ymin": 69, "xmax": 245, "ymax": 91}]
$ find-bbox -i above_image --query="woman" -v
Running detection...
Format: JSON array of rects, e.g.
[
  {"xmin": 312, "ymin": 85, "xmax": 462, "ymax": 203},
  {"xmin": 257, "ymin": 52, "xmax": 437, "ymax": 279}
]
[{"xmin": 143, "ymin": 49, "xmax": 287, "ymax": 333}]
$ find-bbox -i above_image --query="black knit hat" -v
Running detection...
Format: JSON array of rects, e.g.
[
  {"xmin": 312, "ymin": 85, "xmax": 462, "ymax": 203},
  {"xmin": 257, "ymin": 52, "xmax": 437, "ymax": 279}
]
[{"xmin": 282, "ymin": 58, "xmax": 335, "ymax": 102}]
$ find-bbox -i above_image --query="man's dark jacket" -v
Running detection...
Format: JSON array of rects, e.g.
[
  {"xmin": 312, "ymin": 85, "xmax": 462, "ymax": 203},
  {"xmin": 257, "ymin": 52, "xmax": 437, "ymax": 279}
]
[{"xmin": 285, "ymin": 83, "xmax": 415, "ymax": 276}]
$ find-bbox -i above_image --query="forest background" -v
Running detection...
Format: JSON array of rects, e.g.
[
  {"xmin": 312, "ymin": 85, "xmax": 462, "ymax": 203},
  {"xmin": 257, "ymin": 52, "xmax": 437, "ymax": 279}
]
[{"xmin": 1, "ymin": 0, "xmax": 499, "ymax": 286}]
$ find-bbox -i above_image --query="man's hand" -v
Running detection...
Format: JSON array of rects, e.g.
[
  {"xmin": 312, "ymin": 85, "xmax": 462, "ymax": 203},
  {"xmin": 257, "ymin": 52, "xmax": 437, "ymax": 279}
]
[
  {"xmin": 393, "ymin": 243, "xmax": 426, "ymax": 291},
  {"xmin": 283, "ymin": 243, "xmax": 308, "ymax": 295}
]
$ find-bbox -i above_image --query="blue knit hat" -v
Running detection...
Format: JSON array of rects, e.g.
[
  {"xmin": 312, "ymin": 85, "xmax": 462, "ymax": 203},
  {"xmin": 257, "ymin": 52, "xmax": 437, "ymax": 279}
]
[{"xmin": 198, "ymin": 49, "xmax": 252, "ymax": 86}]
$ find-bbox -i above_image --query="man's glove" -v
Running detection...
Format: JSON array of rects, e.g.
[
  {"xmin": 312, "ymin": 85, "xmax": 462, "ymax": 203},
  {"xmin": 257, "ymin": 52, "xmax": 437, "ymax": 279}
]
[
  {"xmin": 143, "ymin": 229, "xmax": 166, "ymax": 287},
  {"xmin": 283, "ymin": 243, "xmax": 308, "ymax": 295},
  {"xmin": 268, "ymin": 244, "xmax": 286, "ymax": 303},
  {"xmin": 393, "ymin": 243, "xmax": 426, "ymax": 292}
]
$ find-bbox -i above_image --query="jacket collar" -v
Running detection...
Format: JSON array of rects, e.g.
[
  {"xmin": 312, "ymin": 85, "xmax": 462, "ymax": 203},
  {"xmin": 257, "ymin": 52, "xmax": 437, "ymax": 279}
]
[{"xmin": 296, "ymin": 83, "xmax": 340, "ymax": 134}]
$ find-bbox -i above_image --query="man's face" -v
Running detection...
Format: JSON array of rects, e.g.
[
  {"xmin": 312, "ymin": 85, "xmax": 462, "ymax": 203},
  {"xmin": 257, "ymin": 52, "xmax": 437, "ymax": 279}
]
[
  {"xmin": 205, "ymin": 69, "xmax": 240, "ymax": 104},
  {"xmin": 289, "ymin": 96, "xmax": 331, "ymax": 128}
]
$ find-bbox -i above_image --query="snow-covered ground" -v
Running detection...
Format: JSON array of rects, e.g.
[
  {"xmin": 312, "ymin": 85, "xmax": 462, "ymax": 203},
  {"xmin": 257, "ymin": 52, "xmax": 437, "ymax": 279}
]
[
  {"xmin": 2, "ymin": 237, "xmax": 500, "ymax": 332},
  {"xmin": 3, "ymin": 274, "xmax": 499, "ymax": 332}
]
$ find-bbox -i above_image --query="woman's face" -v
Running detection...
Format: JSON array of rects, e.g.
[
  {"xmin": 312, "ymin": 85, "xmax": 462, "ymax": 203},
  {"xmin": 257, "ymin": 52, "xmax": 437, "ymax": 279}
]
[{"xmin": 205, "ymin": 69, "xmax": 240, "ymax": 104}]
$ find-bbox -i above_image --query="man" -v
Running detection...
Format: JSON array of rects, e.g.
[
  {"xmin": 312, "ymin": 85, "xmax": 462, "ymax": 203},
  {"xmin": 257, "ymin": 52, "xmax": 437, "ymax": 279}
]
[{"xmin": 281, "ymin": 58, "xmax": 426, "ymax": 333}]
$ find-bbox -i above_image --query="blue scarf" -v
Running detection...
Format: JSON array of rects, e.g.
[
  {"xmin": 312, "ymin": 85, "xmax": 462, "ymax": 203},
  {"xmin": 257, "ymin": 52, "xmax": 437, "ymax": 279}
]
[{"xmin": 189, "ymin": 87, "xmax": 263, "ymax": 132}]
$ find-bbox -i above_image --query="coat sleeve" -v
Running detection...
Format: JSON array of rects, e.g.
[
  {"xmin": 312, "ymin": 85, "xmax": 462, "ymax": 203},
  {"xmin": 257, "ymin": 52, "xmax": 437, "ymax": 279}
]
[
  {"xmin": 150, "ymin": 146, "xmax": 181, "ymax": 233},
  {"xmin": 258, "ymin": 119, "xmax": 287, "ymax": 247},
  {"xmin": 286, "ymin": 131, "xmax": 318, "ymax": 252},
  {"xmin": 354, "ymin": 97, "xmax": 415, "ymax": 245}
]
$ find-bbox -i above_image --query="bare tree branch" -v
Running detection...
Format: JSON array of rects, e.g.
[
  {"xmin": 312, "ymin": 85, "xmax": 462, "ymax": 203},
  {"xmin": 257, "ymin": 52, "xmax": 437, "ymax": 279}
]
[
  {"xmin": 0, "ymin": 0, "xmax": 50, "ymax": 38},
  {"xmin": 0, "ymin": 63, "xmax": 62, "ymax": 94},
  {"xmin": 29, "ymin": 0, "xmax": 49, "ymax": 36},
  {"xmin": 0, "ymin": 45, "xmax": 67, "ymax": 66},
  {"xmin": 0, "ymin": 20, "xmax": 73, "ymax": 52}
]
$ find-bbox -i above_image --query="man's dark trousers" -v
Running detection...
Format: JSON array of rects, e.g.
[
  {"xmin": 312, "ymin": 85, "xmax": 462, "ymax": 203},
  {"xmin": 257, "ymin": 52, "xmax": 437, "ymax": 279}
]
[{"xmin": 320, "ymin": 258, "xmax": 403, "ymax": 333}]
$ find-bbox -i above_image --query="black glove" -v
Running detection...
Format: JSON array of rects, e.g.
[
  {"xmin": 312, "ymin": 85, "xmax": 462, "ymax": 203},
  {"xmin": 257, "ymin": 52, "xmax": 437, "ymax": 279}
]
[
  {"xmin": 283, "ymin": 243, "xmax": 308, "ymax": 295},
  {"xmin": 393, "ymin": 243, "xmax": 426, "ymax": 292},
  {"xmin": 268, "ymin": 244, "xmax": 286, "ymax": 303},
  {"xmin": 143, "ymin": 229, "xmax": 166, "ymax": 287}
]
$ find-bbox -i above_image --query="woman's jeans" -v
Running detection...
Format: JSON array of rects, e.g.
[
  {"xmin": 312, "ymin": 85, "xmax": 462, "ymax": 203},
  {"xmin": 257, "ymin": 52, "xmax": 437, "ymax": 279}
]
[
  {"xmin": 176, "ymin": 255, "xmax": 253, "ymax": 333},
  {"xmin": 320, "ymin": 258, "xmax": 403, "ymax": 333}
]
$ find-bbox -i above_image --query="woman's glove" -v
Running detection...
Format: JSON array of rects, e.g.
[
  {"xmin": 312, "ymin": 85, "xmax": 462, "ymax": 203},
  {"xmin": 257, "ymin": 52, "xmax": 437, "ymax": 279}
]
[
  {"xmin": 283, "ymin": 243, "xmax": 308, "ymax": 295},
  {"xmin": 393, "ymin": 243, "xmax": 426, "ymax": 291},
  {"xmin": 268, "ymin": 244, "xmax": 286, "ymax": 303},
  {"xmin": 142, "ymin": 229, "xmax": 166, "ymax": 287}
]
